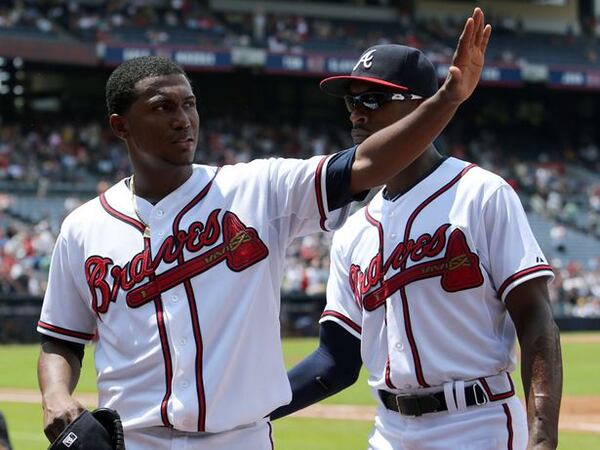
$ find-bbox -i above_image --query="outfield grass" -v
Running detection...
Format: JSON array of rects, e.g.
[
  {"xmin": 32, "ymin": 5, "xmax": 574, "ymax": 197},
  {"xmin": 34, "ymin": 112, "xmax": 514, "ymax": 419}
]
[{"xmin": 1, "ymin": 333, "xmax": 599, "ymax": 449}]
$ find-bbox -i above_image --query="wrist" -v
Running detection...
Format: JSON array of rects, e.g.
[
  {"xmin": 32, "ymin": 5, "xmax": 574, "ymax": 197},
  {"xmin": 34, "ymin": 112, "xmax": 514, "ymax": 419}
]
[
  {"xmin": 434, "ymin": 86, "xmax": 464, "ymax": 108},
  {"xmin": 41, "ymin": 388, "xmax": 72, "ymax": 406}
]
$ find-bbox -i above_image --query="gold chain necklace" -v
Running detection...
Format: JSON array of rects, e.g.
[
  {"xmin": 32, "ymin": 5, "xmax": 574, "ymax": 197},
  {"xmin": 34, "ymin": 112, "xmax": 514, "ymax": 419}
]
[{"xmin": 130, "ymin": 174, "xmax": 151, "ymax": 238}]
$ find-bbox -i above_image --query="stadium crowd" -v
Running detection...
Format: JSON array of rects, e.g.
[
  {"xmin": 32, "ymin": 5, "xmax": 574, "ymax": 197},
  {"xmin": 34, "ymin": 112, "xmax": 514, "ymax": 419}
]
[
  {"xmin": 2, "ymin": 115, "xmax": 600, "ymax": 318},
  {"xmin": 1, "ymin": 0, "xmax": 598, "ymax": 65}
]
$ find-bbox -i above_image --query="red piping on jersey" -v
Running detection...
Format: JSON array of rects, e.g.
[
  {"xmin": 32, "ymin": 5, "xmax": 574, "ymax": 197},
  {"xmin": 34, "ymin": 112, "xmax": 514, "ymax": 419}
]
[
  {"xmin": 478, "ymin": 372, "xmax": 515, "ymax": 401},
  {"xmin": 99, "ymin": 193, "xmax": 174, "ymax": 428},
  {"xmin": 399, "ymin": 163, "xmax": 477, "ymax": 388},
  {"xmin": 365, "ymin": 164, "xmax": 477, "ymax": 389},
  {"xmin": 364, "ymin": 208, "xmax": 384, "ymax": 257},
  {"xmin": 99, "ymin": 193, "xmax": 146, "ymax": 234},
  {"xmin": 364, "ymin": 207, "xmax": 397, "ymax": 389},
  {"xmin": 315, "ymin": 156, "xmax": 328, "ymax": 231},
  {"xmin": 502, "ymin": 403, "xmax": 514, "ymax": 450},
  {"xmin": 321, "ymin": 310, "xmax": 362, "ymax": 334},
  {"xmin": 37, "ymin": 321, "xmax": 95, "ymax": 341},
  {"xmin": 497, "ymin": 265, "xmax": 554, "ymax": 300},
  {"xmin": 148, "ymin": 241, "xmax": 175, "ymax": 428},
  {"xmin": 171, "ymin": 168, "xmax": 219, "ymax": 432}
]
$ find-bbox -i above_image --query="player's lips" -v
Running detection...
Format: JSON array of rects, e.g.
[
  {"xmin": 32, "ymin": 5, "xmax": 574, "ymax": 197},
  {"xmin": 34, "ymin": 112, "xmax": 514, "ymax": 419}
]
[
  {"xmin": 172, "ymin": 136, "xmax": 196, "ymax": 150},
  {"xmin": 172, "ymin": 136, "xmax": 195, "ymax": 144},
  {"xmin": 351, "ymin": 128, "xmax": 372, "ymax": 141}
]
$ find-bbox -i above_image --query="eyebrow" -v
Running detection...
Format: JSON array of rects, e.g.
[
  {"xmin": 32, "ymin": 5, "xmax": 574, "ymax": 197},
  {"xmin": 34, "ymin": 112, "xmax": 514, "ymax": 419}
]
[{"xmin": 147, "ymin": 94, "xmax": 196, "ymax": 102}]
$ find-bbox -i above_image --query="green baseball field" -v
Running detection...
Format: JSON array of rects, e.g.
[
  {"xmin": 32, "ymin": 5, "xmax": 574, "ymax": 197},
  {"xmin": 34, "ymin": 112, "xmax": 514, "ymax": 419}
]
[{"xmin": 1, "ymin": 332, "xmax": 599, "ymax": 449}]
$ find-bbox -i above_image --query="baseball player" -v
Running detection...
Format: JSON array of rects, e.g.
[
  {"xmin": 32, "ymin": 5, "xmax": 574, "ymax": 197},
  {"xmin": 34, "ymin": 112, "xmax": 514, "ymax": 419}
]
[
  {"xmin": 272, "ymin": 8, "xmax": 562, "ymax": 450},
  {"xmin": 37, "ymin": 8, "xmax": 490, "ymax": 449}
]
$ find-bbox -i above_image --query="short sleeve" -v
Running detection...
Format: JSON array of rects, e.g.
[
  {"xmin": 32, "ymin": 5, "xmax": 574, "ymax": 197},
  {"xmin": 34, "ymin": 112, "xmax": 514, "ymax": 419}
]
[
  {"xmin": 482, "ymin": 185, "xmax": 554, "ymax": 302},
  {"xmin": 319, "ymin": 231, "xmax": 363, "ymax": 339},
  {"xmin": 267, "ymin": 155, "xmax": 351, "ymax": 237},
  {"xmin": 37, "ymin": 234, "xmax": 96, "ymax": 344}
]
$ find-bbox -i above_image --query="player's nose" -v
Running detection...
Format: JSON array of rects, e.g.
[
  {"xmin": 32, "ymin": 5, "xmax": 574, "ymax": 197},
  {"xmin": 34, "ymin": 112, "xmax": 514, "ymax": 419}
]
[
  {"xmin": 171, "ymin": 106, "xmax": 192, "ymax": 130},
  {"xmin": 350, "ymin": 108, "xmax": 368, "ymax": 126}
]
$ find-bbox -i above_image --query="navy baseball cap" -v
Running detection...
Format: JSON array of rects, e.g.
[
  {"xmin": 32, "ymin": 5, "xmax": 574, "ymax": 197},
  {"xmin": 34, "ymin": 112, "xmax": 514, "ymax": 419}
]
[{"xmin": 320, "ymin": 44, "xmax": 438, "ymax": 98}]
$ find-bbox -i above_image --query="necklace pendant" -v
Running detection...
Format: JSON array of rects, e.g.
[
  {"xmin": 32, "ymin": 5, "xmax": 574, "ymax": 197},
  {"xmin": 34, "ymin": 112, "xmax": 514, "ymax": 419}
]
[{"xmin": 143, "ymin": 226, "xmax": 151, "ymax": 238}]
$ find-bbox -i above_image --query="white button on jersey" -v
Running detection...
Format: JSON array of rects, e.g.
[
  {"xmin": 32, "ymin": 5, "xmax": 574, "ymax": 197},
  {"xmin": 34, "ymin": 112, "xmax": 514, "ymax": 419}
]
[
  {"xmin": 156, "ymin": 209, "xmax": 164, "ymax": 217},
  {"xmin": 170, "ymin": 294, "xmax": 179, "ymax": 303},
  {"xmin": 181, "ymin": 380, "xmax": 190, "ymax": 389},
  {"xmin": 179, "ymin": 338, "xmax": 187, "ymax": 346},
  {"xmin": 395, "ymin": 342, "xmax": 404, "ymax": 351}
]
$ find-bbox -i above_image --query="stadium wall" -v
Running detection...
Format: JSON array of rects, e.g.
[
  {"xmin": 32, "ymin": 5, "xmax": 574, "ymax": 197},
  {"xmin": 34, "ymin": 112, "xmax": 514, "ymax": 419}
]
[{"xmin": 0, "ymin": 296, "xmax": 597, "ymax": 344}]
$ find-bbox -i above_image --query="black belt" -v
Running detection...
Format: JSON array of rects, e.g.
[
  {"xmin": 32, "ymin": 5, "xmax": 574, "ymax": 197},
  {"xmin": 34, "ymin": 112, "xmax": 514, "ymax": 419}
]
[{"xmin": 379, "ymin": 383, "xmax": 488, "ymax": 416}]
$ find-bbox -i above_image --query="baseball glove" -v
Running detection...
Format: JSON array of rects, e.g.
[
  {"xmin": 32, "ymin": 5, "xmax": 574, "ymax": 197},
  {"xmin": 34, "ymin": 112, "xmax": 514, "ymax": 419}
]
[{"xmin": 48, "ymin": 408, "xmax": 125, "ymax": 450}]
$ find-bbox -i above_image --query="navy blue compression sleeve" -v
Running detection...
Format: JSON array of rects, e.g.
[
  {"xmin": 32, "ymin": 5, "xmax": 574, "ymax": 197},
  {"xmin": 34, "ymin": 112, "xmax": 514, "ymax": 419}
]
[
  {"xmin": 270, "ymin": 321, "xmax": 362, "ymax": 420},
  {"xmin": 40, "ymin": 334, "xmax": 85, "ymax": 366},
  {"xmin": 326, "ymin": 147, "xmax": 369, "ymax": 211}
]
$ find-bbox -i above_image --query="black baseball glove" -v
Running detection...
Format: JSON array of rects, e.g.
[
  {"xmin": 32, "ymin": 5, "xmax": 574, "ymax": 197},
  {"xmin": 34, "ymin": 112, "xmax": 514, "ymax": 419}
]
[{"xmin": 48, "ymin": 408, "xmax": 125, "ymax": 450}]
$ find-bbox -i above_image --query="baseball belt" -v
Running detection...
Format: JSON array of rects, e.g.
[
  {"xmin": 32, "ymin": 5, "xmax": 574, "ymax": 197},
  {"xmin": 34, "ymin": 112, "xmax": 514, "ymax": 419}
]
[{"xmin": 379, "ymin": 382, "xmax": 488, "ymax": 417}]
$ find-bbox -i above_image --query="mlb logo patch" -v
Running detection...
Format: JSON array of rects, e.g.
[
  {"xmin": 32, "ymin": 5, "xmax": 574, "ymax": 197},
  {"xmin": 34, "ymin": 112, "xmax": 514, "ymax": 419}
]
[{"xmin": 62, "ymin": 432, "xmax": 78, "ymax": 447}]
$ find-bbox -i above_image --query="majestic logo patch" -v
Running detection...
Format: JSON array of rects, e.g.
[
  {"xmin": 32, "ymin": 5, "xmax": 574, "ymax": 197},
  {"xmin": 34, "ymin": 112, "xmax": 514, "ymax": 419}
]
[
  {"xmin": 62, "ymin": 432, "xmax": 78, "ymax": 447},
  {"xmin": 349, "ymin": 224, "xmax": 483, "ymax": 311},
  {"xmin": 353, "ymin": 49, "xmax": 377, "ymax": 71},
  {"xmin": 85, "ymin": 209, "xmax": 268, "ymax": 313}
]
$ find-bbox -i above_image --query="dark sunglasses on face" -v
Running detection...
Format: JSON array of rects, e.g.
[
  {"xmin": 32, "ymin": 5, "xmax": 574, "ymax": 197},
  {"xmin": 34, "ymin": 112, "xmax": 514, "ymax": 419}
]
[{"xmin": 343, "ymin": 91, "xmax": 423, "ymax": 112}]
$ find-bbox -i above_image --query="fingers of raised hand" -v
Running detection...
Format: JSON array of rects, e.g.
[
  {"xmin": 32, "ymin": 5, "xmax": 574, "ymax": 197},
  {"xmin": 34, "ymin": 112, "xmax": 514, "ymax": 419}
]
[{"xmin": 481, "ymin": 24, "xmax": 492, "ymax": 53}]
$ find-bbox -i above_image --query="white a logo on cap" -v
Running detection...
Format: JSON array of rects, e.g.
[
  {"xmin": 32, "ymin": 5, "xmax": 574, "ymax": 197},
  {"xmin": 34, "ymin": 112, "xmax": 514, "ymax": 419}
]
[{"xmin": 353, "ymin": 49, "xmax": 376, "ymax": 71}]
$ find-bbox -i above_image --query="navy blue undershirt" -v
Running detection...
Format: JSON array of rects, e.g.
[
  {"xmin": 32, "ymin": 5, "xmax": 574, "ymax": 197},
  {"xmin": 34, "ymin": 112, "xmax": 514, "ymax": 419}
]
[{"xmin": 325, "ymin": 146, "xmax": 368, "ymax": 210}]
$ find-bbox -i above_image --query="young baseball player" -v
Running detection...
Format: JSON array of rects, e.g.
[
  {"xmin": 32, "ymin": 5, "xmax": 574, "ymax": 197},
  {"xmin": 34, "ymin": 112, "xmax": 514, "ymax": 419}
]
[
  {"xmin": 37, "ymin": 8, "xmax": 492, "ymax": 450},
  {"xmin": 271, "ymin": 9, "xmax": 562, "ymax": 450}
]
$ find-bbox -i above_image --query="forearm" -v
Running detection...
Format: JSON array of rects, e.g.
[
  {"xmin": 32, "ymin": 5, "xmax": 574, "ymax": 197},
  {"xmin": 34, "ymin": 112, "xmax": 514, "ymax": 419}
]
[
  {"xmin": 350, "ymin": 88, "xmax": 459, "ymax": 193},
  {"xmin": 270, "ymin": 349, "xmax": 346, "ymax": 420},
  {"xmin": 38, "ymin": 340, "xmax": 82, "ymax": 399},
  {"xmin": 518, "ymin": 316, "xmax": 562, "ymax": 448},
  {"xmin": 38, "ymin": 339, "xmax": 86, "ymax": 441},
  {"xmin": 271, "ymin": 322, "xmax": 362, "ymax": 420}
]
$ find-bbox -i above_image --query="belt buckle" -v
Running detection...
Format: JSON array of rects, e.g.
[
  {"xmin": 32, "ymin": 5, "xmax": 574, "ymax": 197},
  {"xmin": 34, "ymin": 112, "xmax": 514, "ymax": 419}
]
[{"xmin": 472, "ymin": 383, "xmax": 487, "ymax": 406}]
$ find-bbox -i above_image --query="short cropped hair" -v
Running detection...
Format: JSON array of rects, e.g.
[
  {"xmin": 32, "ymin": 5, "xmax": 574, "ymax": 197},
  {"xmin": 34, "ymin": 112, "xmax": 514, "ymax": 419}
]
[{"xmin": 105, "ymin": 56, "xmax": 188, "ymax": 115}]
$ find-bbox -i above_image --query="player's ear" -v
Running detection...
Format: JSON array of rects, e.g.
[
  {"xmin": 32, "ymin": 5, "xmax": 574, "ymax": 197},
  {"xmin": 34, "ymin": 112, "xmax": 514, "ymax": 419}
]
[{"xmin": 109, "ymin": 114, "xmax": 129, "ymax": 141}]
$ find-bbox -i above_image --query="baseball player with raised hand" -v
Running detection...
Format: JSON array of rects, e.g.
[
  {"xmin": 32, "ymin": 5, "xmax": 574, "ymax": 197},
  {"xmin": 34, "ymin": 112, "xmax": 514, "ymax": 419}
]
[
  {"xmin": 37, "ymin": 7, "xmax": 491, "ymax": 449},
  {"xmin": 272, "ymin": 8, "xmax": 562, "ymax": 450}
]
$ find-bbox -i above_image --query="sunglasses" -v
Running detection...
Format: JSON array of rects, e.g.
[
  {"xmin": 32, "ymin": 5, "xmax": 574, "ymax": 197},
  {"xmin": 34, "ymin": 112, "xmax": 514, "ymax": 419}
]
[{"xmin": 343, "ymin": 91, "xmax": 423, "ymax": 112}]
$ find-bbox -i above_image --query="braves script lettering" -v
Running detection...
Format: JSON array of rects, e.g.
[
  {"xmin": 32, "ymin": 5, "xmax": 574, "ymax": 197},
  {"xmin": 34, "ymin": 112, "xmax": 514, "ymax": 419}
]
[
  {"xmin": 85, "ymin": 210, "xmax": 268, "ymax": 313},
  {"xmin": 349, "ymin": 224, "xmax": 484, "ymax": 311}
]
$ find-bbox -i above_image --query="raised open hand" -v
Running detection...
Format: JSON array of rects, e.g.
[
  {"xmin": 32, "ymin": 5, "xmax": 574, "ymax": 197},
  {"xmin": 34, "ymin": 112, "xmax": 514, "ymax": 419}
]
[{"xmin": 442, "ymin": 7, "xmax": 492, "ymax": 104}]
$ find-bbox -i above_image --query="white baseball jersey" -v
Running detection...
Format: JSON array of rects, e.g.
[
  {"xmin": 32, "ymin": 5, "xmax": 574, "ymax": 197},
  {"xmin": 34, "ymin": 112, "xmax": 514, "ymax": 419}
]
[
  {"xmin": 321, "ymin": 157, "xmax": 554, "ymax": 392},
  {"xmin": 38, "ymin": 156, "xmax": 350, "ymax": 434}
]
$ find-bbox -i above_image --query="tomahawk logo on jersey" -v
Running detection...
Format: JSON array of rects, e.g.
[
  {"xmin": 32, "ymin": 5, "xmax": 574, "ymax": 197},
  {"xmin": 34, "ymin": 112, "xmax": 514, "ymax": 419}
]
[
  {"xmin": 84, "ymin": 208, "xmax": 269, "ymax": 313},
  {"xmin": 321, "ymin": 157, "xmax": 554, "ymax": 391}
]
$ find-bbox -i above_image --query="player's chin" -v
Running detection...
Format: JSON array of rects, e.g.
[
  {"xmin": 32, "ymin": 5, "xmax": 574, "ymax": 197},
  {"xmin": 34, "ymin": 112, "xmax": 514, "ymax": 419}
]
[{"xmin": 352, "ymin": 136, "xmax": 367, "ymax": 145}]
